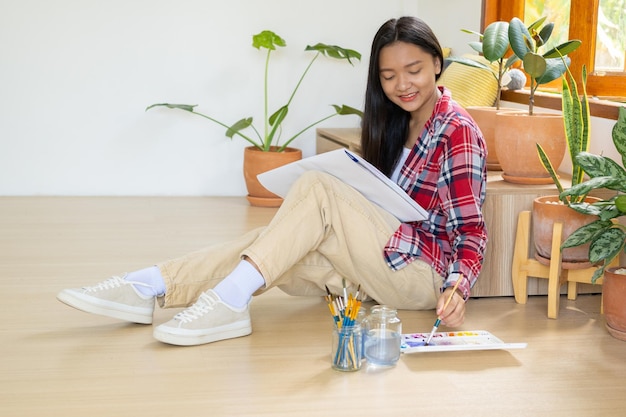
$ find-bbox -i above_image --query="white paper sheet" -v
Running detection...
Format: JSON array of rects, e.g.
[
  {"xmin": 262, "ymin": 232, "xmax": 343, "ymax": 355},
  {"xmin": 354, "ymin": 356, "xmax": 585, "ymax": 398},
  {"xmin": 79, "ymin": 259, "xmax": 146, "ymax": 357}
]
[
  {"xmin": 401, "ymin": 330, "xmax": 527, "ymax": 353},
  {"xmin": 257, "ymin": 149, "xmax": 428, "ymax": 222}
]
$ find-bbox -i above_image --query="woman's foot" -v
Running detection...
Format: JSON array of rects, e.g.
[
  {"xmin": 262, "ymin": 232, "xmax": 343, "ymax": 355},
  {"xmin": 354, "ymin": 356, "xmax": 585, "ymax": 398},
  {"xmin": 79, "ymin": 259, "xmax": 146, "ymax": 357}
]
[
  {"xmin": 153, "ymin": 290, "xmax": 251, "ymax": 346},
  {"xmin": 56, "ymin": 275, "xmax": 156, "ymax": 324}
]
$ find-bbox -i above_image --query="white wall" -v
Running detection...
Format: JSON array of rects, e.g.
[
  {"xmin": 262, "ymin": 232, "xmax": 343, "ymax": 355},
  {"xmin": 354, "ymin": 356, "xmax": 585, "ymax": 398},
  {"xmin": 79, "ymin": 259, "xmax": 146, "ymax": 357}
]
[{"xmin": 0, "ymin": 0, "xmax": 486, "ymax": 196}]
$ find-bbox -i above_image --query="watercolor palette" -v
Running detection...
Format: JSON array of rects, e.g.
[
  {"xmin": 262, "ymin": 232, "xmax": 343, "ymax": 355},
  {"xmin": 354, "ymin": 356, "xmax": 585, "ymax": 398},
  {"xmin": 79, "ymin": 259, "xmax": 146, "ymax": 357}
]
[{"xmin": 401, "ymin": 330, "xmax": 527, "ymax": 353}]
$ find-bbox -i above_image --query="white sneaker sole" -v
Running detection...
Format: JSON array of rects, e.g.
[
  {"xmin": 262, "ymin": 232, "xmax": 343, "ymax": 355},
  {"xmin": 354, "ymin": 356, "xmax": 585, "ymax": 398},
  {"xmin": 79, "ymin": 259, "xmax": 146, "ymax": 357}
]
[
  {"xmin": 153, "ymin": 320, "xmax": 252, "ymax": 346},
  {"xmin": 57, "ymin": 290, "xmax": 153, "ymax": 324}
]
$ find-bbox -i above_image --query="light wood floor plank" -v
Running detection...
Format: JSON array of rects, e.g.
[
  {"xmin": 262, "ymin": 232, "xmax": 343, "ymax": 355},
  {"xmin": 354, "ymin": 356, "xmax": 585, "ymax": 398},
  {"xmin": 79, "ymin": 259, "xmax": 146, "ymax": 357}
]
[{"xmin": 1, "ymin": 197, "xmax": 625, "ymax": 417}]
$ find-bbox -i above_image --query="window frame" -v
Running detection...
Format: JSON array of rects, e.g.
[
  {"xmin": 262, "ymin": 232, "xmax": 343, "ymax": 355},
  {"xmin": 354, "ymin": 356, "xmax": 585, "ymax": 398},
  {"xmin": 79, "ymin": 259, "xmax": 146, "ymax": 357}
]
[{"xmin": 482, "ymin": 0, "xmax": 624, "ymax": 120}]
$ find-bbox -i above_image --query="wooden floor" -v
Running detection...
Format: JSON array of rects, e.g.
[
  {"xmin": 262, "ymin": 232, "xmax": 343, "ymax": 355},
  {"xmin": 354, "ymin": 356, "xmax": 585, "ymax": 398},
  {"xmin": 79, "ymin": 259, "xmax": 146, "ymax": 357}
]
[{"xmin": 1, "ymin": 197, "xmax": 625, "ymax": 417}]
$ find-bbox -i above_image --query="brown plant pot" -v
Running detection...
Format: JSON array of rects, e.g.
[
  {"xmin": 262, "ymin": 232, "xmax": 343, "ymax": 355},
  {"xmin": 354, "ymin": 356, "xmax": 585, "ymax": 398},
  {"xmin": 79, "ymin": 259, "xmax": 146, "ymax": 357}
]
[
  {"xmin": 466, "ymin": 106, "xmax": 517, "ymax": 171},
  {"xmin": 603, "ymin": 267, "xmax": 626, "ymax": 341},
  {"xmin": 243, "ymin": 146, "xmax": 302, "ymax": 207},
  {"xmin": 494, "ymin": 112, "xmax": 566, "ymax": 184},
  {"xmin": 532, "ymin": 195, "xmax": 601, "ymax": 269}
]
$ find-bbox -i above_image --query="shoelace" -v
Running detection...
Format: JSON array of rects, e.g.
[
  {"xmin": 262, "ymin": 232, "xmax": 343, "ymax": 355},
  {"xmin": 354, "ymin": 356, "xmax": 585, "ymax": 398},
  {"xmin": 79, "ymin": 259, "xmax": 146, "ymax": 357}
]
[
  {"xmin": 84, "ymin": 274, "xmax": 156, "ymax": 295},
  {"xmin": 174, "ymin": 292, "xmax": 217, "ymax": 323},
  {"xmin": 85, "ymin": 275, "xmax": 126, "ymax": 292}
]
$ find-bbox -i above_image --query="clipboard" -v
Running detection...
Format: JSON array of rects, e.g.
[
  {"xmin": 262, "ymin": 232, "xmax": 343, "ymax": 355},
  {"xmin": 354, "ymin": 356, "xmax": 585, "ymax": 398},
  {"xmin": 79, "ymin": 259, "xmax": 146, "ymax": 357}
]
[{"xmin": 257, "ymin": 149, "xmax": 427, "ymax": 222}]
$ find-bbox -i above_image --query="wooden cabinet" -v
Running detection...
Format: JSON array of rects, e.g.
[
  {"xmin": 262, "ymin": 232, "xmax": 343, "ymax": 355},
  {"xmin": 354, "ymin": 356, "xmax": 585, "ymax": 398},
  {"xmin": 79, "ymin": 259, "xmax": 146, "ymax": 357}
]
[{"xmin": 316, "ymin": 128, "xmax": 602, "ymax": 297}]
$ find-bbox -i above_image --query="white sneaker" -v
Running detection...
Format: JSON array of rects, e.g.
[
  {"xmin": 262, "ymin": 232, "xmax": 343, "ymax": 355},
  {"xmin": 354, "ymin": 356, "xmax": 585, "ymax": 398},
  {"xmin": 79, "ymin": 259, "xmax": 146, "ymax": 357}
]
[
  {"xmin": 57, "ymin": 275, "xmax": 155, "ymax": 324},
  {"xmin": 153, "ymin": 289, "xmax": 251, "ymax": 346}
]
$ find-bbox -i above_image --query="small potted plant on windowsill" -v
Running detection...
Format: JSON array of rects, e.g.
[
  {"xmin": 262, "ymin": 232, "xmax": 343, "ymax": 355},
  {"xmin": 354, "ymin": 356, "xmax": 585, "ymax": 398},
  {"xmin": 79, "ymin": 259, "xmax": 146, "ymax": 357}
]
[
  {"xmin": 445, "ymin": 20, "xmax": 524, "ymax": 171},
  {"xmin": 558, "ymin": 106, "xmax": 626, "ymax": 340},
  {"xmin": 147, "ymin": 30, "xmax": 363, "ymax": 207},
  {"xmin": 495, "ymin": 16, "xmax": 581, "ymax": 184}
]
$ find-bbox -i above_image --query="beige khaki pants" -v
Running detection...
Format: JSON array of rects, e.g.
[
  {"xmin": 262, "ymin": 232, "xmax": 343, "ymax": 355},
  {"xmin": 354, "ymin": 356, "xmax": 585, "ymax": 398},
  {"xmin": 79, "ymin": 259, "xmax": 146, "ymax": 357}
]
[{"xmin": 158, "ymin": 171, "xmax": 442, "ymax": 310}]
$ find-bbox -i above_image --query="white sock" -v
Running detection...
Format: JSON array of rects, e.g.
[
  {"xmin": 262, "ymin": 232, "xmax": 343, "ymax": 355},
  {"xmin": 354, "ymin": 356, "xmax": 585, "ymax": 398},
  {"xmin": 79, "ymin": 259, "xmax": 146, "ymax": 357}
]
[
  {"xmin": 125, "ymin": 266, "xmax": 166, "ymax": 297},
  {"xmin": 213, "ymin": 260, "xmax": 265, "ymax": 308}
]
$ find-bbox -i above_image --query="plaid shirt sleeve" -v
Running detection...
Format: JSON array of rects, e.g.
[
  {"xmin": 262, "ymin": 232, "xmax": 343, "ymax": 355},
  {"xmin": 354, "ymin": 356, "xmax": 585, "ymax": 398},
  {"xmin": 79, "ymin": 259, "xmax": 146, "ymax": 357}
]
[{"xmin": 383, "ymin": 88, "xmax": 488, "ymax": 300}]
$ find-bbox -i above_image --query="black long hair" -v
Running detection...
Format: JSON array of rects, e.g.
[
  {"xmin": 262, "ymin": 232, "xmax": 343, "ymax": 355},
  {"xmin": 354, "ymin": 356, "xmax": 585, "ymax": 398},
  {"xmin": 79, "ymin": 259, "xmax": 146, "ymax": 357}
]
[{"xmin": 361, "ymin": 16, "xmax": 444, "ymax": 176}]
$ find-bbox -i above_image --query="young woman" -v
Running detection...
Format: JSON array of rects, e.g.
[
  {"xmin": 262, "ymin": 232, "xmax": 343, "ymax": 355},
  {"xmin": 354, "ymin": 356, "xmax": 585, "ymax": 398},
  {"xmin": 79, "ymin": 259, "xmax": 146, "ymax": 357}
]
[{"xmin": 57, "ymin": 16, "xmax": 487, "ymax": 346}]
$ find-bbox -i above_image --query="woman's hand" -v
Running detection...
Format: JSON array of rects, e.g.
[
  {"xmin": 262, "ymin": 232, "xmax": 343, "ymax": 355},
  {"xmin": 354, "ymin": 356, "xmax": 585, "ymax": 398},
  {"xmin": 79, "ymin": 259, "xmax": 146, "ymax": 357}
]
[{"xmin": 435, "ymin": 287, "xmax": 465, "ymax": 327}]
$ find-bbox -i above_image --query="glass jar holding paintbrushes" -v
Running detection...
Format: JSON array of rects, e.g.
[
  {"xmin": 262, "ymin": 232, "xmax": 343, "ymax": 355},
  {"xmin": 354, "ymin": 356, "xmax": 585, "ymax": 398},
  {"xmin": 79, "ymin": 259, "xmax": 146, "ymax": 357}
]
[{"xmin": 326, "ymin": 285, "xmax": 365, "ymax": 372}]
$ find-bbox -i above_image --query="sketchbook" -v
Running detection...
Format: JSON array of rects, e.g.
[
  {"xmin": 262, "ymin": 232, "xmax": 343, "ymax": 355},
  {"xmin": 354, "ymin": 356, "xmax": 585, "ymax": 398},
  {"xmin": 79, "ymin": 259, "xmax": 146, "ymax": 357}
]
[
  {"xmin": 256, "ymin": 149, "xmax": 428, "ymax": 222},
  {"xmin": 401, "ymin": 330, "xmax": 527, "ymax": 353}
]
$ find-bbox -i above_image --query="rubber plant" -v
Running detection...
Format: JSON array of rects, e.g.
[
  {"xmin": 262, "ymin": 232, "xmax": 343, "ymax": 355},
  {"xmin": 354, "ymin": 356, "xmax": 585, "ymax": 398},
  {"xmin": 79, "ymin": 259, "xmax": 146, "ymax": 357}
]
[
  {"xmin": 147, "ymin": 30, "xmax": 362, "ymax": 152},
  {"xmin": 446, "ymin": 20, "xmax": 516, "ymax": 109},
  {"xmin": 559, "ymin": 106, "xmax": 626, "ymax": 282},
  {"xmin": 508, "ymin": 16, "xmax": 581, "ymax": 115}
]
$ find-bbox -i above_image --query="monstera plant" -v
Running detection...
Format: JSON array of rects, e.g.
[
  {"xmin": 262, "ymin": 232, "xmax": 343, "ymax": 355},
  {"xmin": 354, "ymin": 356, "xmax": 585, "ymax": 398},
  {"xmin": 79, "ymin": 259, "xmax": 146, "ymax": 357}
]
[
  {"xmin": 147, "ymin": 30, "xmax": 363, "ymax": 207},
  {"xmin": 147, "ymin": 30, "xmax": 362, "ymax": 152}
]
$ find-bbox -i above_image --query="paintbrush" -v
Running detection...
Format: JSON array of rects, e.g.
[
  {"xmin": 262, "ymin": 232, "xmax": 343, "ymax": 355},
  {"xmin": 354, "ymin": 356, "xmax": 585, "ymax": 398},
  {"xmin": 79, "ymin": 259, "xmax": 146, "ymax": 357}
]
[{"xmin": 424, "ymin": 277, "xmax": 462, "ymax": 346}]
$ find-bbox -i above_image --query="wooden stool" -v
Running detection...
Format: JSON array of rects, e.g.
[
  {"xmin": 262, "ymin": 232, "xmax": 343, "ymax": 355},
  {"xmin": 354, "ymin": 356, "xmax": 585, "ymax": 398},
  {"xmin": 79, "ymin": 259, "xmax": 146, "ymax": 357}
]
[{"xmin": 511, "ymin": 210, "xmax": 611, "ymax": 319}]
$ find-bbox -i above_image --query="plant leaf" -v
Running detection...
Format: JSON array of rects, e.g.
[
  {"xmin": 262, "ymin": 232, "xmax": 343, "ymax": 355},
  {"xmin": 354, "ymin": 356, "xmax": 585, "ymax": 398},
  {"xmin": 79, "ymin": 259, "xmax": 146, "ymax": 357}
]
[
  {"xmin": 537, "ymin": 143, "xmax": 564, "ymax": 195},
  {"xmin": 543, "ymin": 40, "xmax": 582, "ymax": 58},
  {"xmin": 252, "ymin": 30, "xmax": 286, "ymax": 50},
  {"xmin": 468, "ymin": 41, "xmax": 483, "ymax": 54},
  {"xmin": 561, "ymin": 220, "xmax": 612, "ymax": 248},
  {"xmin": 613, "ymin": 106, "xmax": 626, "ymax": 167},
  {"xmin": 589, "ymin": 228, "xmax": 626, "ymax": 263},
  {"xmin": 527, "ymin": 16, "xmax": 548, "ymax": 32},
  {"xmin": 505, "ymin": 54, "xmax": 520, "ymax": 69},
  {"xmin": 598, "ymin": 203, "xmax": 622, "ymax": 222},
  {"xmin": 305, "ymin": 43, "xmax": 361, "ymax": 65},
  {"xmin": 269, "ymin": 105, "xmax": 289, "ymax": 127},
  {"xmin": 523, "ymin": 52, "xmax": 547, "ymax": 79},
  {"xmin": 460, "ymin": 28, "xmax": 484, "ymax": 38},
  {"xmin": 146, "ymin": 103, "xmax": 197, "ymax": 112},
  {"xmin": 576, "ymin": 152, "xmax": 626, "ymax": 182},
  {"xmin": 225, "ymin": 117, "xmax": 253, "ymax": 138},
  {"xmin": 482, "ymin": 21, "xmax": 510, "ymax": 62},
  {"xmin": 615, "ymin": 195, "xmax": 626, "ymax": 213},
  {"xmin": 561, "ymin": 66, "xmax": 587, "ymax": 186},
  {"xmin": 567, "ymin": 202, "xmax": 604, "ymax": 217},
  {"xmin": 332, "ymin": 104, "xmax": 364, "ymax": 117},
  {"xmin": 509, "ymin": 17, "xmax": 533, "ymax": 59},
  {"xmin": 537, "ymin": 22, "xmax": 554, "ymax": 46},
  {"xmin": 591, "ymin": 267, "xmax": 605, "ymax": 284},
  {"xmin": 562, "ymin": 176, "xmax": 622, "ymax": 198},
  {"xmin": 445, "ymin": 56, "xmax": 491, "ymax": 70},
  {"xmin": 535, "ymin": 57, "xmax": 569, "ymax": 84}
]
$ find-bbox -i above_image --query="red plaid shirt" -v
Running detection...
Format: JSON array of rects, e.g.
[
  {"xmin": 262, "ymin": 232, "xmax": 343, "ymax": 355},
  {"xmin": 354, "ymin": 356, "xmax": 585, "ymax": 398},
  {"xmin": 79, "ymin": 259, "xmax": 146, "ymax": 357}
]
[{"xmin": 383, "ymin": 87, "xmax": 487, "ymax": 300}]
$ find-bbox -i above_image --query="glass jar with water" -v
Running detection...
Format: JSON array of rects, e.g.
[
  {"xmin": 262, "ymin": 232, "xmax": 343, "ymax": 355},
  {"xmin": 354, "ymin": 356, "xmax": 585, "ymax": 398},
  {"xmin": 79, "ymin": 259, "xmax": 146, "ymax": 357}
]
[{"xmin": 362, "ymin": 305, "xmax": 402, "ymax": 367}]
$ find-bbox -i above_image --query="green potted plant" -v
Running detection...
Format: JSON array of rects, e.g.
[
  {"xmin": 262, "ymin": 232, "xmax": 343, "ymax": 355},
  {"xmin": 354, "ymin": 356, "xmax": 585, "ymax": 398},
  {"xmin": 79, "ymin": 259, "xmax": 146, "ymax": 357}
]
[
  {"xmin": 445, "ymin": 21, "xmax": 522, "ymax": 170},
  {"xmin": 448, "ymin": 21, "xmax": 516, "ymax": 110},
  {"xmin": 559, "ymin": 106, "xmax": 626, "ymax": 340},
  {"xmin": 532, "ymin": 64, "xmax": 598, "ymax": 268},
  {"xmin": 147, "ymin": 30, "xmax": 363, "ymax": 207},
  {"xmin": 495, "ymin": 16, "xmax": 582, "ymax": 184}
]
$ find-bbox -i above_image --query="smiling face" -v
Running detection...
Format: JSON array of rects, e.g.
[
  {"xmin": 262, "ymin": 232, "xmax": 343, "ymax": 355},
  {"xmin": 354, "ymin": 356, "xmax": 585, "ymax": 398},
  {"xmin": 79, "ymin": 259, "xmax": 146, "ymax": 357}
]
[{"xmin": 378, "ymin": 41, "xmax": 442, "ymax": 122}]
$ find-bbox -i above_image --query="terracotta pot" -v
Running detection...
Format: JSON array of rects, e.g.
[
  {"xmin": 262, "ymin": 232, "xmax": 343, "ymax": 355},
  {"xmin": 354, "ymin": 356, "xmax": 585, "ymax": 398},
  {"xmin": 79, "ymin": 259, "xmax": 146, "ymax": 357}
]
[
  {"xmin": 243, "ymin": 146, "xmax": 302, "ymax": 207},
  {"xmin": 494, "ymin": 111, "xmax": 566, "ymax": 184},
  {"xmin": 532, "ymin": 195, "xmax": 601, "ymax": 269},
  {"xmin": 603, "ymin": 267, "xmax": 626, "ymax": 341},
  {"xmin": 466, "ymin": 106, "xmax": 517, "ymax": 171}
]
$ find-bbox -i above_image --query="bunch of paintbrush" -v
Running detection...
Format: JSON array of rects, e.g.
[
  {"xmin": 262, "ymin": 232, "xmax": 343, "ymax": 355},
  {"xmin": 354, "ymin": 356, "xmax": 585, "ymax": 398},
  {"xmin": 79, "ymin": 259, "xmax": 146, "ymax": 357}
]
[
  {"xmin": 324, "ymin": 284, "xmax": 365, "ymax": 329},
  {"xmin": 326, "ymin": 283, "xmax": 366, "ymax": 371}
]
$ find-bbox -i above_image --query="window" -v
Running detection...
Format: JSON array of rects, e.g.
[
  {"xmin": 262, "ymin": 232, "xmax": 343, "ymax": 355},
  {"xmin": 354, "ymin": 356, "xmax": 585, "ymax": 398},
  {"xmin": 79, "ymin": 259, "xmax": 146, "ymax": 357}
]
[{"xmin": 483, "ymin": 0, "xmax": 625, "ymax": 118}]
